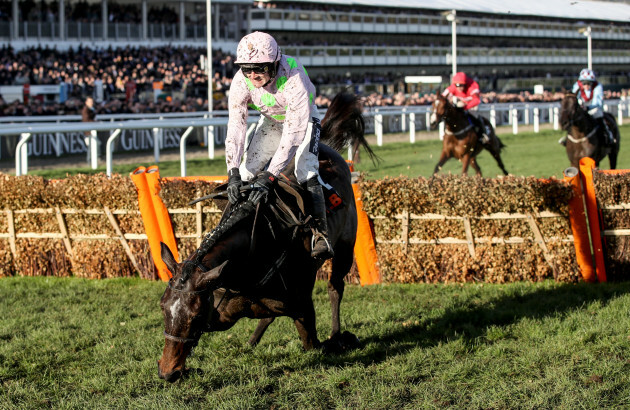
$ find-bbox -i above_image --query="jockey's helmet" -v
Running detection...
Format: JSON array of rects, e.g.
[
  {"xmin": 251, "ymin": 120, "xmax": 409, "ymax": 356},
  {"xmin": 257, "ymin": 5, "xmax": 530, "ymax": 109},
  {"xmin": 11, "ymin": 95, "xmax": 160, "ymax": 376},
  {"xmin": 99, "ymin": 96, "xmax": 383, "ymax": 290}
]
[
  {"xmin": 452, "ymin": 72, "xmax": 468, "ymax": 87},
  {"xmin": 578, "ymin": 68, "xmax": 596, "ymax": 83},
  {"xmin": 235, "ymin": 32, "xmax": 281, "ymax": 65}
]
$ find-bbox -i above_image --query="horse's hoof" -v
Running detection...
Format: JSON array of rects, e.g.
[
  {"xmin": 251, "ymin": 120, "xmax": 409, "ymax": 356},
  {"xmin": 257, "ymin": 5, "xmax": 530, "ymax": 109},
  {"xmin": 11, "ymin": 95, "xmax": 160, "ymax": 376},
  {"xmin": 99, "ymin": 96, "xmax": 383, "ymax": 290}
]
[
  {"xmin": 322, "ymin": 331, "xmax": 361, "ymax": 354},
  {"xmin": 341, "ymin": 331, "xmax": 361, "ymax": 350}
]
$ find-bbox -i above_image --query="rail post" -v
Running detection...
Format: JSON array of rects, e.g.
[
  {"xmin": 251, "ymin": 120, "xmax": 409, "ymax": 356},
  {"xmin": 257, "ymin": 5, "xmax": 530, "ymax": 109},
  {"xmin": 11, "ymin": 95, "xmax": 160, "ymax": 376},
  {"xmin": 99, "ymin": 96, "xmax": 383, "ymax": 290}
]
[
  {"xmin": 152, "ymin": 127, "xmax": 160, "ymax": 163},
  {"xmin": 105, "ymin": 129, "xmax": 122, "ymax": 177},
  {"xmin": 375, "ymin": 112, "xmax": 383, "ymax": 146},
  {"xmin": 533, "ymin": 107, "xmax": 540, "ymax": 133},
  {"xmin": 512, "ymin": 108, "xmax": 518, "ymax": 135},
  {"xmin": 524, "ymin": 105, "xmax": 530, "ymax": 125},
  {"xmin": 88, "ymin": 130, "xmax": 98, "ymax": 169},
  {"xmin": 553, "ymin": 107, "xmax": 559, "ymax": 130},
  {"xmin": 409, "ymin": 112, "xmax": 416, "ymax": 143},
  {"xmin": 401, "ymin": 108, "xmax": 406, "ymax": 133}
]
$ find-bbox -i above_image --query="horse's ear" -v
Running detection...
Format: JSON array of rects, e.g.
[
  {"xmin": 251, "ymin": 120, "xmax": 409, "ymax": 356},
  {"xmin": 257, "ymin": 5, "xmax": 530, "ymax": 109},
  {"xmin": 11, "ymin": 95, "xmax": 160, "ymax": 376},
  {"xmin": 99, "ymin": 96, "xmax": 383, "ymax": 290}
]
[
  {"xmin": 203, "ymin": 260, "xmax": 229, "ymax": 285},
  {"xmin": 161, "ymin": 242, "xmax": 178, "ymax": 275}
]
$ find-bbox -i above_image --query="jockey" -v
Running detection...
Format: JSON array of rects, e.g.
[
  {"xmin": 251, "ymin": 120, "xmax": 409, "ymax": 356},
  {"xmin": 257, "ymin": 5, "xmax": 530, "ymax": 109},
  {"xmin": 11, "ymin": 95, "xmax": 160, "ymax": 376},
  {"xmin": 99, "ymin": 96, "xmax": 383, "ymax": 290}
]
[
  {"xmin": 442, "ymin": 72, "xmax": 492, "ymax": 144},
  {"xmin": 560, "ymin": 68, "xmax": 614, "ymax": 146},
  {"xmin": 225, "ymin": 31, "xmax": 333, "ymax": 259}
]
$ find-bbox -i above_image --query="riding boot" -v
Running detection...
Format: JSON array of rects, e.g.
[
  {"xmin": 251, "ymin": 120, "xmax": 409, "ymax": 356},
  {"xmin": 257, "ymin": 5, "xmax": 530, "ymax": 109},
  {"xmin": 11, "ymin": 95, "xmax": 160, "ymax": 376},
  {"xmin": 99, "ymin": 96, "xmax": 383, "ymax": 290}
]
[
  {"xmin": 473, "ymin": 116, "xmax": 490, "ymax": 144},
  {"xmin": 600, "ymin": 118, "xmax": 615, "ymax": 146},
  {"xmin": 306, "ymin": 177, "xmax": 334, "ymax": 259},
  {"xmin": 483, "ymin": 124, "xmax": 493, "ymax": 144}
]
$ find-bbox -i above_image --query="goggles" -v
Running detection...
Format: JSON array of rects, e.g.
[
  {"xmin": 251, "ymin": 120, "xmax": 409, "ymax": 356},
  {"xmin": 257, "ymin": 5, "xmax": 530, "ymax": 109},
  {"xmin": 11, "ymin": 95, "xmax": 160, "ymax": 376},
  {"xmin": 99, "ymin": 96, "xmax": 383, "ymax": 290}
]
[
  {"xmin": 455, "ymin": 83, "xmax": 465, "ymax": 87},
  {"xmin": 240, "ymin": 63, "xmax": 273, "ymax": 75},
  {"xmin": 581, "ymin": 80, "xmax": 593, "ymax": 86}
]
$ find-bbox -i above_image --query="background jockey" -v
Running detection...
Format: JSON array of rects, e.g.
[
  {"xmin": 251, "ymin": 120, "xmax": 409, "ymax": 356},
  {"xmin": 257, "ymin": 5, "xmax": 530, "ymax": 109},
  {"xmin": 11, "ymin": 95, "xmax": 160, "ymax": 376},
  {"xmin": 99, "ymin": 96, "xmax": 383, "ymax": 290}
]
[
  {"xmin": 224, "ymin": 31, "xmax": 333, "ymax": 259},
  {"xmin": 442, "ymin": 72, "xmax": 492, "ymax": 144},
  {"xmin": 560, "ymin": 68, "xmax": 614, "ymax": 146}
]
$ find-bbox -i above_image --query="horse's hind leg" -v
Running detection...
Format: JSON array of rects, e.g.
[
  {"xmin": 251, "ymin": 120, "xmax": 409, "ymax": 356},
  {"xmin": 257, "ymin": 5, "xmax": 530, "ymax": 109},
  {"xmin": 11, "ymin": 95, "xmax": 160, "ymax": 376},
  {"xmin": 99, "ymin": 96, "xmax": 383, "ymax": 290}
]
[
  {"xmin": 248, "ymin": 317, "xmax": 275, "ymax": 347},
  {"xmin": 490, "ymin": 149, "xmax": 509, "ymax": 175},
  {"xmin": 322, "ymin": 240, "xmax": 361, "ymax": 353},
  {"xmin": 328, "ymin": 242, "xmax": 353, "ymax": 339}
]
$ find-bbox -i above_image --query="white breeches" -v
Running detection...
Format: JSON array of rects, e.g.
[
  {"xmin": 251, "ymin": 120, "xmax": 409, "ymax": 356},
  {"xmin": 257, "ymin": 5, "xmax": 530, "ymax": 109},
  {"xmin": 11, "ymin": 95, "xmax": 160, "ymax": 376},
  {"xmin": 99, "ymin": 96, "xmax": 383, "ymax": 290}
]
[{"xmin": 239, "ymin": 105, "xmax": 321, "ymax": 184}]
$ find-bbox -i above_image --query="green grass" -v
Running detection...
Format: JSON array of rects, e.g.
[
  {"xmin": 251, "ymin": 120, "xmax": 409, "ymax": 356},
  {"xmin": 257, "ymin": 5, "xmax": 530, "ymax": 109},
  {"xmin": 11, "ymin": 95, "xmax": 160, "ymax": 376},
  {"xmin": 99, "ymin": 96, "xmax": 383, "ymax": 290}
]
[
  {"xmin": 355, "ymin": 125, "xmax": 630, "ymax": 180},
  {"xmin": 1, "ymin": 276, "xmax": 630, "ymax": 408},
  {"xmin": 23, "ymin": 124, "xmax": 630, "ymax": 180}
]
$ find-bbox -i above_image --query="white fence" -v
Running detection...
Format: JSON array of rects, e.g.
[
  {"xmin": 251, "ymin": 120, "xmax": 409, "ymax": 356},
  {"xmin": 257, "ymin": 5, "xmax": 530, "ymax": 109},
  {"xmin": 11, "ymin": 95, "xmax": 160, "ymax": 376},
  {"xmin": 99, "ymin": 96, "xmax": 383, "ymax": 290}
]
[{"xmin": 0, "ymin": 100, "xmax": 627, "ymax": 177}]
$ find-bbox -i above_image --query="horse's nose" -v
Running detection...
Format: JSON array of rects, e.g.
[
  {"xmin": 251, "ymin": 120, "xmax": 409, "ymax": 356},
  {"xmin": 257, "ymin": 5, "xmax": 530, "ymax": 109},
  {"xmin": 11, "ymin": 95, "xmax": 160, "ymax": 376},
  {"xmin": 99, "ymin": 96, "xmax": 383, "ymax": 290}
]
[{"xmin": 157, "ymin": 360, "xmax": 182, "ymax": 383}]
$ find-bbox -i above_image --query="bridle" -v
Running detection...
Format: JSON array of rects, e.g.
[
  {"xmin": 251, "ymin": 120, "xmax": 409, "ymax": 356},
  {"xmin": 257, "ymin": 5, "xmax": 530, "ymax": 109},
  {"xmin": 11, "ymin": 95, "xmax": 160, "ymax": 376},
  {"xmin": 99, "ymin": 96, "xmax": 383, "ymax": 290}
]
[
  {"xmin": 162, "ymin": 263, "xmax": 214, "ymax": 345},
  {"xmin": 433, "ymin": 97, "xmax": 473, "ymax": 137}
]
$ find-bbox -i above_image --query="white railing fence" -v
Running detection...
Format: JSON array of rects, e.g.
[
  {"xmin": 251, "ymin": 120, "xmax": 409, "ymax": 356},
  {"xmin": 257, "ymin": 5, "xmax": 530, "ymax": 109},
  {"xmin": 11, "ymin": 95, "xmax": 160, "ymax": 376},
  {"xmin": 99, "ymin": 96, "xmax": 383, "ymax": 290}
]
[{"xmin": 0, "ymin": 100, "xmax": 626, "ymax": 177}]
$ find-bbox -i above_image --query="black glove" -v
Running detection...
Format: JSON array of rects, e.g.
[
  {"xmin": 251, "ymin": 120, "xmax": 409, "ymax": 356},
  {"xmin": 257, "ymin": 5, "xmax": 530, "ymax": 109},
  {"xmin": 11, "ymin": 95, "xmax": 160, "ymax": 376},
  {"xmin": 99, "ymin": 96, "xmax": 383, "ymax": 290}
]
[
  {"xmin": 227, "ymin": 167, "xmax": 242, "ymax": 204},
  {"xmin": 248, "ymin": 171, "xmax": 276, "ymax": 205}
]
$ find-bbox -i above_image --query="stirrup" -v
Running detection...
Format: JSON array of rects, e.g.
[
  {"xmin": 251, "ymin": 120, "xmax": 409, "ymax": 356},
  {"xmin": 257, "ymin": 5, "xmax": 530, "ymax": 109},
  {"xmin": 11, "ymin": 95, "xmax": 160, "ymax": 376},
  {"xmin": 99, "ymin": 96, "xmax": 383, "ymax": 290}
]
[
  {"xmin": 481, "ymin": 134, "xmax": 490, "ymax": 144},
  {"xmin": 311, "ymin": 232, "xmax": 334, "ymax": 259}
]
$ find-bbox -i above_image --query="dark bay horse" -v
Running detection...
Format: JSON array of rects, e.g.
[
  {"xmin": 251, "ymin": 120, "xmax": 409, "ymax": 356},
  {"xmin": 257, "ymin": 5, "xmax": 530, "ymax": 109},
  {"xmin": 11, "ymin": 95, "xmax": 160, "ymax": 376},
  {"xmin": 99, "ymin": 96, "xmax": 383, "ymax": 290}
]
[
  {"xmin": 430, "ymin": 94, "xmax": 509, "ymax": 176},
  {"xmin": 158, "ymin": 92, "xmax": 375, "ymax": 382},
  {"xmin": 560, "ymin": 92, "xmax": 620, "ymax": 169}
]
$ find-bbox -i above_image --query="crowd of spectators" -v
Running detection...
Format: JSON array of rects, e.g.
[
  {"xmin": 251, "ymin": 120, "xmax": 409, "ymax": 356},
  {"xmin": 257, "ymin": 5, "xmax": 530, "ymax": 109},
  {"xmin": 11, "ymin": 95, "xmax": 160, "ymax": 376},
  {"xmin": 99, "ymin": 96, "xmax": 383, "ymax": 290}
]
[
  {"xmin": 1, "ymin": 0, "xmax": 183, "ymax": 24},
  {"xmin": 1, "ymin": 44, "xmax": 628, "ymax": 118}
]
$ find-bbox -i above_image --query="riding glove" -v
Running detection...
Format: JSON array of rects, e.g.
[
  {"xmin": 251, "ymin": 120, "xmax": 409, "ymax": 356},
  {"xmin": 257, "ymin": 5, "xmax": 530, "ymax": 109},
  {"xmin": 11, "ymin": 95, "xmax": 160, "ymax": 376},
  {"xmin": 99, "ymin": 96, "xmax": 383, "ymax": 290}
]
[
  {"xmin": 227, "ymin": 167, "xmax": 242, "ymax": 204},
  {"xmin": 248, "ymin": 171, "xmax": 276, "ymax": 205}
]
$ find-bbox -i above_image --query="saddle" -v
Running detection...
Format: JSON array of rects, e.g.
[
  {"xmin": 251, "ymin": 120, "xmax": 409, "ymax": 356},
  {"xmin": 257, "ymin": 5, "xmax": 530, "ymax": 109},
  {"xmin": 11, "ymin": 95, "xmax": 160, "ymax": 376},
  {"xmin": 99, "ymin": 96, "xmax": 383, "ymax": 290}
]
[{"xmin": 210, "ymin": 169, "xmax": 343, "ymax": 237}]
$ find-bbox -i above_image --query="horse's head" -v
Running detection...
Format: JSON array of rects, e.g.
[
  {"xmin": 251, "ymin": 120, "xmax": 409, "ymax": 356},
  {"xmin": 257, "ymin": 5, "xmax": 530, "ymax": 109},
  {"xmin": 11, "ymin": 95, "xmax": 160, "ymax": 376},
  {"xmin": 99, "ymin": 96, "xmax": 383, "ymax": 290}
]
[
  {"xmin": 157, "ymin": 242, "xmax": 228, "ymax": 383},
  {"xmin": 429, "ymin": 94, "xmax": 450, "ymax": 129},
  {"xmin": 560, "ymin": 92, "xmax": 582, "ymax": 131}
]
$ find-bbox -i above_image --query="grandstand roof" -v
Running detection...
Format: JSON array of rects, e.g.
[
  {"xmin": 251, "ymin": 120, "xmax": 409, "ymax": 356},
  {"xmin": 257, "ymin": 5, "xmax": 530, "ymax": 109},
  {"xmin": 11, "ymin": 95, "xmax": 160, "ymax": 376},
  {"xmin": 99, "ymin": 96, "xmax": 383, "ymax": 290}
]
[{"xmin": 282, "ymin": 0, "xmax": 630, "ymax": 23}]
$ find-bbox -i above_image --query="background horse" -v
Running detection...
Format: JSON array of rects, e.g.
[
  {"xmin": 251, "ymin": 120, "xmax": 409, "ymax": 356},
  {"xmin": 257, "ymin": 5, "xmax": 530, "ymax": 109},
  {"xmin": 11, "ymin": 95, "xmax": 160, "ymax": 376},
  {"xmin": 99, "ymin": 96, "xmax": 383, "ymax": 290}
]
[
  {"xmin": 158, "ymin": 92, "xmax": 375, "ymax": 382},
  {"xmin": 560, "ymin": 92, "xmax": 620, "ymax": 169},
  {"xmin": 430, "ymin": 94, "xmax": 509, "ymax": 176}
]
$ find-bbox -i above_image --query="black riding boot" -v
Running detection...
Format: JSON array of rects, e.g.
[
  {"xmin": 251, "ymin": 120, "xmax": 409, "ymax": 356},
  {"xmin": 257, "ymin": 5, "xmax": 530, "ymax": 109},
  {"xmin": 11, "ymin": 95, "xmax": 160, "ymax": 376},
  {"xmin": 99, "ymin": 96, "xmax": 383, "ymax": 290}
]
[
  {"xmin": 600, "ymin": 118, "xmax": 615, "ymax": 146},
  {"xmin": 306, "ymin": 177, "xmax": 334, "ymax": 259}
]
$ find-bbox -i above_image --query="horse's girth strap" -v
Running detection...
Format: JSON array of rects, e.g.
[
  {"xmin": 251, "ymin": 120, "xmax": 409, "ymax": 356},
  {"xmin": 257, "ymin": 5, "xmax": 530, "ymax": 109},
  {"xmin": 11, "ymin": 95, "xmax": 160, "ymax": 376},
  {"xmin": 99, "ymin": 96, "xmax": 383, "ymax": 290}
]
[{"xmin": 444, "ymin": 124, "xmax": 474, "ymax": 137}]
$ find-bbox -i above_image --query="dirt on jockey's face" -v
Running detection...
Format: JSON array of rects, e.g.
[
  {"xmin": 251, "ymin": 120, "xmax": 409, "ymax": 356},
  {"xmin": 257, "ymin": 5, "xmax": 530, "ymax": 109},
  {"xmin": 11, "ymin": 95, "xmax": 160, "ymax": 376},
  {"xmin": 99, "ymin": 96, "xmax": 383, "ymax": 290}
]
[{"xmin": 245, "ymin": 70, "xmax": 272, "ymax": 88}]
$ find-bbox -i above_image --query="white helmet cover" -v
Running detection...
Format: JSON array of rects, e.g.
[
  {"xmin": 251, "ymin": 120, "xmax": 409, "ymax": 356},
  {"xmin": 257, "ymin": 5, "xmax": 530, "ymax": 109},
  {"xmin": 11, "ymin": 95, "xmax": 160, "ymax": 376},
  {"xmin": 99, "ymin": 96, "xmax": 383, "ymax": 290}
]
[
  {"xmin": 579, "ymin": 68, "xmax": 596, "ymax": 82},
  {"xmin": 235, "ymin": 31, "xmax": 281, "ymax": 64}
]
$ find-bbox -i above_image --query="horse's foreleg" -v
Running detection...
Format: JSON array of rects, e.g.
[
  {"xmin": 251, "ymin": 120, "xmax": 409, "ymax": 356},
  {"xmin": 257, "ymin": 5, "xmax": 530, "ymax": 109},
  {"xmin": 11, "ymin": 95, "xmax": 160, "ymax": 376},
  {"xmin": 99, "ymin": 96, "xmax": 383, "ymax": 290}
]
[
  {"xmin": 248, "ymin": 317, "xmax": 275, "ymax": 347},
  {"xmin": 293, "ymin": 301, "xmax": 319, "ymax": 350},
  {"xmin": 469, "ymin": 157, "xmax": 482, "ymax": 176},
  {"xmin": 460, "ymin": 155, "xmax": 472, "ymax": 175},
  {"xmin": 609, "ymin": 144, "xmax": 619, "ymax": 170},
  {"xmin": 433, "ymin": 152, "xmax": 450, "ymax": 174}
]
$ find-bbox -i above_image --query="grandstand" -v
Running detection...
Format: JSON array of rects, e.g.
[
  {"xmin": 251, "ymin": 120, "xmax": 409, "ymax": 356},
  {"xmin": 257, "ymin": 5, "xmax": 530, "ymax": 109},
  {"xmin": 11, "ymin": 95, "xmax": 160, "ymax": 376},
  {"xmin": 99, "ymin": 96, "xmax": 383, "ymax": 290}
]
[{"xmin": 1, "ymin": 0, "xmax": 629, "ymax": 93}]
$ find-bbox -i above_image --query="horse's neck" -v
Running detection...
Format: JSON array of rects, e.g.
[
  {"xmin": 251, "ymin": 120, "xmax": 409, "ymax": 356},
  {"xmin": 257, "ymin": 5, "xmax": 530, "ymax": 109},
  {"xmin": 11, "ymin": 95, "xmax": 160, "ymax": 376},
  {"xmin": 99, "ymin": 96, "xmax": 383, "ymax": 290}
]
[
  {"xmin": 573, "ymin": 110, "xmax": 597, "ymax": 135},
  {"xmin": 443, "ymin": 107, "xmax": 467, "ymax": 130}
]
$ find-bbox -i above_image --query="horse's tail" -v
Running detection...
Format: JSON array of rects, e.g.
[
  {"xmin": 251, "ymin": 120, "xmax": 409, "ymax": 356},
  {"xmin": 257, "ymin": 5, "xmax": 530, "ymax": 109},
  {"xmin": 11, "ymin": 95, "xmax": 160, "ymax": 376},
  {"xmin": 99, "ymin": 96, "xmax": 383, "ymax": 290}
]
[{"xmin": 320, "ymin": 91, "xmax": 378, "ymax": 164}]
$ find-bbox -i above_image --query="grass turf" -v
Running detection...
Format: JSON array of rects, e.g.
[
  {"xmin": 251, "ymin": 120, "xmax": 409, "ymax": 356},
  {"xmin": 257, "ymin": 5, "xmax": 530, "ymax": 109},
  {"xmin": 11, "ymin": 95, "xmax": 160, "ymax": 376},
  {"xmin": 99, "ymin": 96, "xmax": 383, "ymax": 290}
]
[{"xmin": 1, "ymin": 277, "xmax": 629, "ymax": 407}]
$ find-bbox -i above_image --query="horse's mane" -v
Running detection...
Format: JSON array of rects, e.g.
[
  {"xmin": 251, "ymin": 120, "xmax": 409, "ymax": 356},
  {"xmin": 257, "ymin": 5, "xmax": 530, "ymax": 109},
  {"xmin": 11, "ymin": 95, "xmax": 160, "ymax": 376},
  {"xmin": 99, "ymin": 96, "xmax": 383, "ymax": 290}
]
[{"xmin": 320, "ymin": 91, "xmax": 378, "ymax": 164}]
